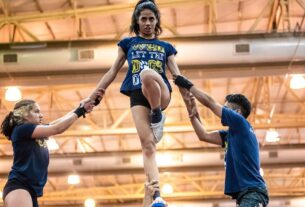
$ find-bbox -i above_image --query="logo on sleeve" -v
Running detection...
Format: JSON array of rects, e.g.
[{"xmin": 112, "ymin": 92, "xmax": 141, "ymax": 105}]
[{"xmin": 249, "ymin": 127, "xmax": 255, "ymax": 135}]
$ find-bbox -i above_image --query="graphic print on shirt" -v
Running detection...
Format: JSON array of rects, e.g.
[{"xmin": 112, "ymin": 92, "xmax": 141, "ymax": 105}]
[
  {"xmin": 131, "ymin": 43, "xmax": 165, "ymax": 87},
  {"xmin": 36, "ymin": 138, "xmax": 48, "ymax": 148}
]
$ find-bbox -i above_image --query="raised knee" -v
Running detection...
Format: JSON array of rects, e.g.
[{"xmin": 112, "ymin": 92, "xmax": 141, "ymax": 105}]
[{"xmin": 140, "ymin": 69, "xmax": 151, "ymax": 81}]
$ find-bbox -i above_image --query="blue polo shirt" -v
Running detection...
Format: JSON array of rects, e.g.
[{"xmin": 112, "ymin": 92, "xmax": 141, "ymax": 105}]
[
  {"xmin": 219, "ymin": 107, "xmax": 266, "ymax": 198},
  {"xmin": 118, "ymin": 36, "xmax": 177, "ymax": 96},
  {"xmin": 8, "ymin": 123, "xmax": 49, "ymax": 197}
]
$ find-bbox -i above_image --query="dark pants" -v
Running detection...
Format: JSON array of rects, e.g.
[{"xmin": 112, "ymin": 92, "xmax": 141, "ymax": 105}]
[
  {"xmin": 2, "ymin": 179, "xmax": 39, "ymax": 207},
  {"xmin": 236, "ymin": 188, "xmax": 269, "ymax": 207},
  {"xmin": 129, "ymin": 89, "xmax": 171, "ymax": 110}
]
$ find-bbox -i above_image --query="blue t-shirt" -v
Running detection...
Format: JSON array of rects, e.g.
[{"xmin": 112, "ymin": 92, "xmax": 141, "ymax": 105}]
[
  {"xmin": 118, "ymin": 36, "xmax": 177, "ymax": 96},
  {"xmin": 219, "ymin": 107, "xmax": 266, "ymax": 198},
  {"xmin": 8, "ymin": 123, "xmax": 49, "ymax": 197}
]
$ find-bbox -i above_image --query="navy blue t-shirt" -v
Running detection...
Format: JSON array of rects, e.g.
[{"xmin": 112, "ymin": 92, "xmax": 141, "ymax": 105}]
[
  {"xmin": 219, "ymin": 107, "xmax": 266, "ymax": 197},
  {"xmin": 8, "ymin": 123, "xmax": 49, "ymax": 197},
  {"xmin": 118, "ymin": 36, "xmax": 177, "ymax": 96}
]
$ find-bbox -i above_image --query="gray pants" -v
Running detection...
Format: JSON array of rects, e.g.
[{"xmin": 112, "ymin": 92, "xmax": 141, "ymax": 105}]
[{"xmin": 236, "ymin": 188, "xmax": 269, "ymax": 207}]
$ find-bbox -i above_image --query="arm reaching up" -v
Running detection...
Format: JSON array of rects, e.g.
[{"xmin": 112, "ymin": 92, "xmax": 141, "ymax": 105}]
[
  {"xmin": 31, "ymin": 87, "xmax": 105, "ymax": 139},
  {"xmin": 179, "ymin": 88, "xmax": 200, "ymax": 120},
  {"xmin": 31, "ymin": 98, "xmax": 95, "ymax": 139},
  {"xmin": 177, "ymin": 84, "xmax": 223, "ymax": 146},
  {"xmin": 174, "ymin": 75, "xmax": 223, "ymax": 118},
  {"xmin": 90, "ymin": 47, "xmax": 126, "ymax": 105},
  {"xmin": 50, "ymin": 89, "xmax": 104, "ymax": 125}
]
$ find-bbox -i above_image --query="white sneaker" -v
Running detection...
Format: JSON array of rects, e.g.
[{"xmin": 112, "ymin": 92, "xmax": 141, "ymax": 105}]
[
  {"xmin": 151, "ymin": 197, "xmax": 167, "ymax": 207},
  {"xmin": 151, "ymin": 113, "xmax": 166, "ymax": 144}
]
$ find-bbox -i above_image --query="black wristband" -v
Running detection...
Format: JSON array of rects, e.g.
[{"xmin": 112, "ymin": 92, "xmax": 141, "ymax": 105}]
[
  {"xmin": 174, "ymin": 75, "xmax": 194, "ymax": 90},
  {"xmin": 74, "ymin": 106, "xmax": 86, "ymax": 118},
  {"xmin": 94, "ymin": 98, "xmax": 101, "ymax": 106}
]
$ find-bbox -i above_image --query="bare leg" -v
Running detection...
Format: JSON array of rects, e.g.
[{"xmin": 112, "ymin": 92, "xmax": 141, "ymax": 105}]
[
  {"xmin": 131, "ymin": 105, "xmax": 158, "ymax": 179},
  {"xmin": 137, "ymin": 70, "xmax": 170, "ymax": 206},
  {"xmin": 131, "ymin": 106, "xmax": 160, "ymax": 196},
  {"xmin": 4, "ymin": 189, "xmax": 33, "ymax": 207}
]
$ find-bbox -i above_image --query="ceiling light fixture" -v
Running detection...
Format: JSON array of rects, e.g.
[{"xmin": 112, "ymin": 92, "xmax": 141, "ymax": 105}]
[
  {"xmin": 162, "ymin": 183, "xmax": 174, "ymax": 194},
  {"xmin": 290, "ymin": 74, "xmax": 305, "ymax": 89},
  {"xmin": 290, "ymin": 198, "xmax": 305, "ymax": 206},
  {"xmin": 156, "ymin": 153, "xmax": 181, "ymax": 166},
  {"xmin": 67, "ymin": 174, "xmax": 80, "ymax": 185},
  {"xmin": 47, "ymin": 138, "xmax": 59, "ymax": 151},
  {"xmin": 84, "ymin": 198, "xmax": 96, "ymax": 207},
  {"xmin": 265, "ymin": 129, "xmax": 280, "ymax": 142},
  {"xmin": 5, "ymin": 86, "xmax": 22, "ymax": 102}
]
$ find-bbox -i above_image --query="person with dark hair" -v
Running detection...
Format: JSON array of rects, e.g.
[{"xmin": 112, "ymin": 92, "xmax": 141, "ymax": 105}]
[
  {"xmin": 174, "ymin": 75, "xmax": 269, "ymax": 207},
  {"xmin": 1, "ymin": 90, "xmax": 103, "ymax": 207},
  {"xmin": 90, "ymin": 0, "xmax": 181, "ymax": 206}
]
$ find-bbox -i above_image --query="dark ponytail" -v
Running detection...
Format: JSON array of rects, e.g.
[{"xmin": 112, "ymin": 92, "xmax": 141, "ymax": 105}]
[
  {"xmin": 1, "ymin": 99, "xmax": 35, "ymax": 140},
  {"xmin": 130, "ymin": 0, "xmax": 162, "ymax": 37},
  {"xmin": 1, "ymin": 112, "xmax": 15, "ymax": 139}
]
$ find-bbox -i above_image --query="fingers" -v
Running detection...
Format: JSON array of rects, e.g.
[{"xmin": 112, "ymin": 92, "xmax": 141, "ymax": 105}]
[
  {"xmin": 96, "ymin": 88, "xmax": 105, "ymax": 97},
  {"xmin": 92, "ymin": 88, "xmax": 105, "ymax": 106},
  {"xmin": 87, "ymin": 88, "xmax": 106, "ymax": 107},
  {"xmin": 145, "ymin": 180, "xmax": 160, "ymax": 196},
  {"xmin": 89, "ymin": 88, "xmax": 105, "ymax": 100},
  {"xmin": 183, "ymin": 93, "xmax": 198, "ymax": 118},
  {"xmin": 145, "ymin": 180, "xmax": 159, "ymax": 188},
  {"xmin": 77, "ymin": 88, "xmax": 105, "ymax": 117},
  {"xmin": 83, "ymin": 102, "xmax": 95, "ymax": 113},
  {"xmin": 189, "ymin": 109, "xmax": 198, "ymax": 118},
  {"xmin": 149, "ymin": 180, "xmax": 159, "ymax": 187}
]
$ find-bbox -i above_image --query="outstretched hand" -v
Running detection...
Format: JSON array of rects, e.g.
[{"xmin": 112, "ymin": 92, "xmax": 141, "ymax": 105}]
[
  {"xmin": 79, "ymin": 88, "xmax": 105, "ymax": 114},
  {"xmin": 73, "ymin": 98, "xmax": 94, "ymax": 118},
  {"xmin": 79, "ymin": 98, "xmax": 95, "ymax": 114},
  {"xmin": 145, "ymin": 180, "xmax": 160, "ymax": 197},
  {"xmin": 90, "ymin": 88, "xmax": 105, "ymax": 106},
  {"xmin": 179, "ymin": 88, "xmax": 200, "ymax": 120}
]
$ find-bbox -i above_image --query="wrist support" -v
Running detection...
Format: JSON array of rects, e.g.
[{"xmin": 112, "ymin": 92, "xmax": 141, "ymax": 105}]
[
  {"xmin": 74, "ymin": 106, "xmax": 86, "ymax": 118},
  {"xmin": 174, "ymin": 75, "xmax": 194, "ymax": 90}
]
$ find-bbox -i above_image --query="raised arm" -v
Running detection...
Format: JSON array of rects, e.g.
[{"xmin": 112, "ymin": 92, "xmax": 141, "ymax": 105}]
[
  {"xmin": 90, "ymin": 46, "xmax": 126, "ymax": 101},
  {"xmin": 180, "ymin": 88, "xmax": 223, "ymax": 146},
  {"xmin": 50, "ymin": 89, "xmax": 104, "ymax": 125},
  {"xmin": 190, "ymin": 86, "xmax": 223, "ymax": 118},
  {"xmin": 31, "ymin": 99, "xmax": 95, "ymax": 139},
  {"xmin": 174, "ymin": 75, "xmax": 223, "ymax": 118}
]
